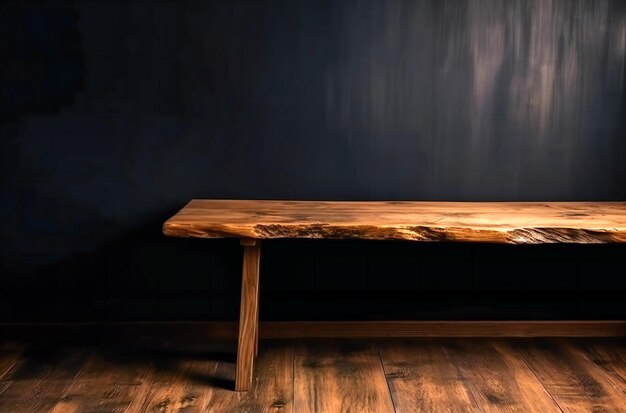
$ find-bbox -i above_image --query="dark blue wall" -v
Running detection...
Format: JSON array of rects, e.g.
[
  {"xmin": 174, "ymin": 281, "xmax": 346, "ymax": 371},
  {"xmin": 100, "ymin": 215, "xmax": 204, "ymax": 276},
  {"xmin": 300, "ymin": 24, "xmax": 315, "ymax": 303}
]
[{"xmin": 1, "ymin": 0, "xmax": 625, "ymax": 321}]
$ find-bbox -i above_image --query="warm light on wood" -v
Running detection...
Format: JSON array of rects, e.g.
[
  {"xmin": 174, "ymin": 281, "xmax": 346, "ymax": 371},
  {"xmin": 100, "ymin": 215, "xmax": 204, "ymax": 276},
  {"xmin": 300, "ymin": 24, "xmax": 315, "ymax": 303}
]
[{"xmin": 163, "ymin": 200, "xmax": 626, "ymax": 244}]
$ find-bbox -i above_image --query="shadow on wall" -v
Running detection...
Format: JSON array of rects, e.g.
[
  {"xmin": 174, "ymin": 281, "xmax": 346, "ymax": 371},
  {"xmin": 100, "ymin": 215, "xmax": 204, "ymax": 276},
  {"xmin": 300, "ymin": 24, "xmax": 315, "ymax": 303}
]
[
  {"xmin": 1, "ymin": 216, "xmax": 242, "ymax": 322},
  {"xmin": 3, "ymin": 227, "xmax": 626, "ymax": 322}
]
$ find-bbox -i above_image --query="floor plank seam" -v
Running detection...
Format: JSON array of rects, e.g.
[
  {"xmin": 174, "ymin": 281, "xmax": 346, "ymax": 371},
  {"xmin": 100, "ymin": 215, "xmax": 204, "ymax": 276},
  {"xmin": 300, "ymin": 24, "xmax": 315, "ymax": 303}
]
[
  {"xmin": 447, "ymin": 342, "xmax": 485, "ymax": 413},
  {"xmin": 572, "ymin": 341, "xmax": 626, "ymax": 397},
  {"xmin": 511, "ymin": 340, "xmax": 565, "ymax": 413},
  {"xmin": 291, "ymin": 345, "xmax": 295, "ymax": 413},
  {"xmin": 0, "ymin": 382, "xmax": 11, "ymax": 398},
  {"xmin": 375, "ymin": 342, "xmax": 398, "ymax": 413},
  {"xmin": 0, "ymin": 360, "xmax": 18, "ymax": 382}
]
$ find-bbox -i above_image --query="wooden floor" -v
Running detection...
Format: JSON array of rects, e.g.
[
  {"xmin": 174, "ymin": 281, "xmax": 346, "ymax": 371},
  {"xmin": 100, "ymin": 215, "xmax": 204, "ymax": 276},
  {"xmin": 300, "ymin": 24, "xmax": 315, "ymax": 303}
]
[{"xmin": 0, "ymin": 336, "xmax": 624, "ymax": 412}]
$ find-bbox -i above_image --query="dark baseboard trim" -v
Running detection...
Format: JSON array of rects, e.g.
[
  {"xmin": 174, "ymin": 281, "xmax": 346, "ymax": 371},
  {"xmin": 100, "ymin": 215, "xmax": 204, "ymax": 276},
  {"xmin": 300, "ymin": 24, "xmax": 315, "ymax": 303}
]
[
  {"xmin": 258, "ymin": 321, "xmax": 626, "ymax": 337},
  {"xmin": 1, "ymin": 320, "xmax": 624, "ymax": 338}
]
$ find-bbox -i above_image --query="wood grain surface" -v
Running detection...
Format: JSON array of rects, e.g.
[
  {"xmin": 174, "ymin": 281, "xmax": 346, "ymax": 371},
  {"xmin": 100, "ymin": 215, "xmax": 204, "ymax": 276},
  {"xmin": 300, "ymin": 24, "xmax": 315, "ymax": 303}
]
[
  {"xmin": 204, "ymin": 342, "xmax": 293, "ymax": 412},
  {"xmin": 379, "ymin": 339, "xmax": 479, "ymax": 412},
  {"xmin": 576, "ymin": 339, "xmax": 626, "ymax": 395},
  {"xmin": 1, "ymin": 337, "xmax": 626, "ymax": 412},
  {"xmin": 163, "ymin": 200, "xmax": 626, "ymax": 244},
  {"xmin": 0, "ymin": 349, "xmax": 87, "ymax": 413},
  {"xmin": 235, "ymin": 241, "xmax": 261, "ymax": 392},
  {"xmin": 293, "ymin": 341, "xmax": 396, "ymax": 413},
  {"xmin": 52, "ymin": 354, "xmax": 149, "ymax": 413},
  {"xmin": 516, "ymin": 339, "xmax": 626, "ymax": 412},
  {"xmin": 451, "ymin": 340, "xmax": 561, "ymax": 412}
]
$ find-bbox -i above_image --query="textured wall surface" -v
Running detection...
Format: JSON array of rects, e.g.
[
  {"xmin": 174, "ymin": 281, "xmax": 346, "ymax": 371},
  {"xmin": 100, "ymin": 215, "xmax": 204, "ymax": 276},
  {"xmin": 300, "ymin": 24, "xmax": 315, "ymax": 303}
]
[{"xmin": 1, "ymin": 0, "xmax": 625, "ymax": 321}]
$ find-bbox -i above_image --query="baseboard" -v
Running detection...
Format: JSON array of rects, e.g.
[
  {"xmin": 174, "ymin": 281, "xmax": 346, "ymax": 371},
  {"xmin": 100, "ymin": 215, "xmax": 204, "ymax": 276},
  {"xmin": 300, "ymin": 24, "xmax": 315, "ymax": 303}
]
[
  {"xmin": 258, "ymin": 321, "xmax": 626, "ymax": 337},
  {"xmin": 1, "ymin": 320, "xmax": 624, "ymax": 338}
]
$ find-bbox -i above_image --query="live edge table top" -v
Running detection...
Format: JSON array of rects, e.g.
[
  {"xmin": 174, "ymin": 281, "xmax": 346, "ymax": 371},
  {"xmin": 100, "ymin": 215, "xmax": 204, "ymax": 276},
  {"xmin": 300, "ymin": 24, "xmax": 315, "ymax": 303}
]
[{"xmin": 162, "ymin": 200, "xmax": 626, "ymax": 244}]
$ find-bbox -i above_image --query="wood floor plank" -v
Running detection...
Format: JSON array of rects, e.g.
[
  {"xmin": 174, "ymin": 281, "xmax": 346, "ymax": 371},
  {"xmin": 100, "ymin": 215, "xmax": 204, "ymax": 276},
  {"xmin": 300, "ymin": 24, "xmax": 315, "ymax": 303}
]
[
  {"xmin": 0, "ymin": 337, "xmax": 625, "ymax": 412},
  {"xmin": 293, "ymin": 340, "xmax": 395, "ymax": 413},
  {"xmin": 123, "ymin": 353, "xmax": 218, "ymax": 412},
  {"xmin": 0, "ymin": 381, "xmax": 10, "ymax": 396},
  {"xmin": 0, "ymin": 350, "xmax": 21, "ymax": 380},
  {"xmin": 0, "ymin": 347, "xmax": 87, "ymax": 413},
  {"xmin": 204, "ymin": 340, "xmax": 293, "ymax": 413},
  {"xmin": 378, "ymin": 339, "xmax": 480, "ymax": 413},
  {"xmin": 50, "ymin": 352, "xmax": 150, "ymax": 413},
  {"xmin": 515, "ymin": 338, "xmax": 626, "ymax": 412},
  {"xmin": 451, "ymin": 339, "xmax": 561, "ymax": 413},
  {"xmin": 576, "ymin": 339, "xmax": 626, "ymax": 394}
]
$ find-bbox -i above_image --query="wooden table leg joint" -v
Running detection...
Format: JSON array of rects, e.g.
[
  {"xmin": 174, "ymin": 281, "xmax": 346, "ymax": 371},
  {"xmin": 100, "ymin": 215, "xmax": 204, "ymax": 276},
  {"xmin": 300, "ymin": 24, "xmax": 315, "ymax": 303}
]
[{"xmin": 235, "ymin": 238, "xmax": 261, "ymax": 392}]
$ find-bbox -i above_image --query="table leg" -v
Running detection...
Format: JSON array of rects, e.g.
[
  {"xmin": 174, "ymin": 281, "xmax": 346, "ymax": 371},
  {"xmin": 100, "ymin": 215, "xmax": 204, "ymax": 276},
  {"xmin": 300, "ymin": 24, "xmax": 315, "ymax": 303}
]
[
  {"xmin": 235, "ymin": 238, "xmax": 261, "ymax": 392},
  {"xmin": 255, "ymin": 270, "xmax": 260, "ymax": 357}
]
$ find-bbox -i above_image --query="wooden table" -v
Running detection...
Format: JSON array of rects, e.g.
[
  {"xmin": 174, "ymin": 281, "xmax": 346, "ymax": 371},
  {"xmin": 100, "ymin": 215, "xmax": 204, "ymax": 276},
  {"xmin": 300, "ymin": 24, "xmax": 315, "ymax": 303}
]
[{"xmin": 163, "ymin": 200, "xmax": 626, "ymax": 391}]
